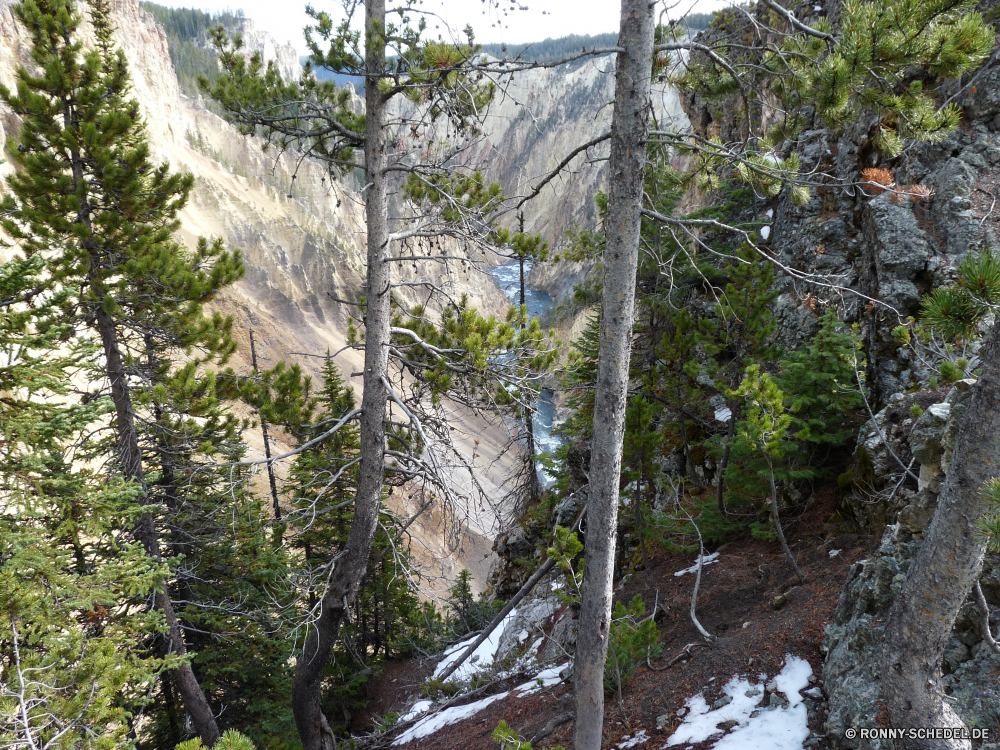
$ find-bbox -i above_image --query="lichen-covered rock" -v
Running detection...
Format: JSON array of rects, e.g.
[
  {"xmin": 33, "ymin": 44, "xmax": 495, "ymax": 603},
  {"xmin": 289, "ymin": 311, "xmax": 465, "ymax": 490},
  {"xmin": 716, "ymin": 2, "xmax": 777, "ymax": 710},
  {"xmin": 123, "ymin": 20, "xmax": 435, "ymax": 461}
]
[
  {"xmin": 896, "ymin": 489, "xmax": 938, "ymax": 537},
  {"xmin": 541, "ymin": 608, "xmax": 577, "ymax": 663},
  {"xmin": 862, "ymin": 193, "xmax": 932, "ymax": 315},
  {"xmin": 909, "ymin": 402, "xmax": 951, "ymax": 493},
  {"xmin": 909, "ymin": 402, "xmax": 951, "ymax": 465},
  {"xmin": 822, "ymin": 527, "xmax": 1000, "ymax": 748},
  {"xmin": 822, "ymin": 526, "xmax": 908, "ymax": 750},
  {"xmin": 825, "ymin": 379, "xmax": 995, "ymax": 747}
]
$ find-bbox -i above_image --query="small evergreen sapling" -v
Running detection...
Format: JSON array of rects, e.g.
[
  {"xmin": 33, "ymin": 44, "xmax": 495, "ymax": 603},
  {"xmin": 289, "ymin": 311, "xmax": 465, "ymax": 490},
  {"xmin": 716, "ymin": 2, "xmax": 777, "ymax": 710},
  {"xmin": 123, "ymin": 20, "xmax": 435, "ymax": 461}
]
[{"xmin": 731, "ymin": 365, "xmax": 805, "ymax": 580}]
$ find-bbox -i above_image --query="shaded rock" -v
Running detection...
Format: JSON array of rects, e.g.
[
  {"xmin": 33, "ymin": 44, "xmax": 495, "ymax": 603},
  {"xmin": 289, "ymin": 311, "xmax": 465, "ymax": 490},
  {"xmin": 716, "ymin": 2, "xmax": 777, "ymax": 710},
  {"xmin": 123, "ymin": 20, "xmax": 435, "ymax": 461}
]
[
  {"xmin": 541, "ymin": 608, "xmax": 577, "ymax": 663},
  {"xmin": 909, "ymin": 402, "xmax": 951, "ymax": 492},
  {"xmin": 495, "ymin": 595, "xmax": 560, "ymax": 665},
  {"xmin": 909, "ymin": 402, "xmax": 950, "ymax": 460},
  {"xmin": 896, "ymin": 489, "xmax": 938, "ymax": 536},
  {"xmin": 863, "ymin": 192, "xmax": 932, "ymax": 313}
]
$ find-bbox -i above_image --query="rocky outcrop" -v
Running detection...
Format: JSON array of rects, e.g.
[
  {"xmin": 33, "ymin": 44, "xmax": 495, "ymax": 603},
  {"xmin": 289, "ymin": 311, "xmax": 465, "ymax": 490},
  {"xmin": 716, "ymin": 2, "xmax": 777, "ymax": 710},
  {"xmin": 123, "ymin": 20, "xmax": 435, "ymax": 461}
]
[
  {"xmin": 677, "ymin": 2, "xmax": 1000, "ymax": 404},
  {"xmin": 234, "ymin": 16, "xmax": 301, "ymax": 82},
  {"xmin": 822, "ymin": 382, "xmax": 1000, "ymax": 749}
]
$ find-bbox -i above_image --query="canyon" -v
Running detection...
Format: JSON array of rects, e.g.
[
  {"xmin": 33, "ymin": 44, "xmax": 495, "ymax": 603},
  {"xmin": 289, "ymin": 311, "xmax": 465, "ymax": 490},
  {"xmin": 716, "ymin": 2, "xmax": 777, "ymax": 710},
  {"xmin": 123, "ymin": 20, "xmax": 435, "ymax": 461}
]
[{"xmin": 0, "ymin": 0, "xmax": 688, "ymax": 597}]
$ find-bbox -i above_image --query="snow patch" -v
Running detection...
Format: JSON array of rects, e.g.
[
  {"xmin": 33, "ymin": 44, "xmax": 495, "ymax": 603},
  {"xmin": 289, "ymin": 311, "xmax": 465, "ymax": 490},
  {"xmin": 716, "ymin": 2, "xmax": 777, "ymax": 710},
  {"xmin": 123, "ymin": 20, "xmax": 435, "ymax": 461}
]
[
  {"xmin": 760, "ymin": 225, "xmax": 771, "ymax": 240},
  {"xmin": 396, "ymin": 662, "xmax": 569, "ymax": 744},
  {"xmin": 432, "ymin": 608, "xmax": 519, "ymax": 681},
  {"xmin": 618, "ymin": 729, "xmax": 650, "ymax": 748},
  {"xmin": 514, "ymin": 663, "xmax": 568, "ymax": 695},
  {"xmin": 397, "ymin": 699, "xmax": 432, "ymax": 723},
  {"xmin": 392, "ymin": 692, "xmax": 509, "ymax": 745},
  {"xmin": 665, "ymin": 655, "xmax": 813, "ymax": 749},
  {"xmin": 674, "ymin": 553, "xmax": 720, "ymax": 577}
]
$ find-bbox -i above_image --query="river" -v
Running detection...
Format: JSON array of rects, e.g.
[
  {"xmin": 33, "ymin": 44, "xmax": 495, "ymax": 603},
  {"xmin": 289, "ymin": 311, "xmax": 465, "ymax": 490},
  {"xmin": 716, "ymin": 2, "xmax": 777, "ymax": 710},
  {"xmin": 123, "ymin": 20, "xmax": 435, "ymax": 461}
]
[{"xmin": 487, "ymin": 260, "xmax": 565, "ymax": 486}]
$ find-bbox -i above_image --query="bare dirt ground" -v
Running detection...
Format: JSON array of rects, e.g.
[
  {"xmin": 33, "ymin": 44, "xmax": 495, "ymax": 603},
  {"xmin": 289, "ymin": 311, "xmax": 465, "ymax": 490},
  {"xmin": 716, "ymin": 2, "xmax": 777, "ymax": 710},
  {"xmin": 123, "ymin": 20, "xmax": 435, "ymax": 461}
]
[{"xmin": 378, "ymin": 484, "xmax": 878, "ymax": 750}]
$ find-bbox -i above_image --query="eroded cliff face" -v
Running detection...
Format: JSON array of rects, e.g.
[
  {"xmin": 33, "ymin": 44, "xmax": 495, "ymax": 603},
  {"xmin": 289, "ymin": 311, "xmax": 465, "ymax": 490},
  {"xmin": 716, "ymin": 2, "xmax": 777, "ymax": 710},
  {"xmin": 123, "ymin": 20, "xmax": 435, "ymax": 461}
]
[
  {"xmin": 387, "ymin": 55, "xmax": 690, "ymax": 300},
  {"xmin": 0, "ymin": 0, "xmax": 518, "ymax": 596}
]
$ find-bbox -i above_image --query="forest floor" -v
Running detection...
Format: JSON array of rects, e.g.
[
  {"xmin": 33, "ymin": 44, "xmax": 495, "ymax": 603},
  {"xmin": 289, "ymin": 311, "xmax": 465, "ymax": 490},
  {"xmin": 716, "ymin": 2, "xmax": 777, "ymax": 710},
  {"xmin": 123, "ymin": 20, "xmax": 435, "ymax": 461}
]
[{"xmin": 373, "ymin": 485, "xmax": 878, "ymax": 750}]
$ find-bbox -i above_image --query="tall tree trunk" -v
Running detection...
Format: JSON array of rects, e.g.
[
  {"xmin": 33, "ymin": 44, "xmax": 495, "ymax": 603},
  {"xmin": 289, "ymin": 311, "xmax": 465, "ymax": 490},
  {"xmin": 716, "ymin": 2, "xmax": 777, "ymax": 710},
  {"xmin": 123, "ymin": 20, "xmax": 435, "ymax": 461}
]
[
  {"xmin": 572, "ymin": 2, "xmax": 655, "ymax": 749},
  {"xmin": 291, "ymin": 3, "xmax": 390, "ymax": 748},
  {"xmin": 518, "ymin": 222, "xmax": 541, "ymax": 504},
  {"xmin": 881, "ymin": 321, "xmax": 1000, "ymax": 749},
  {"xmin": 249, "ymin": 323, "xmax": 283, "ymax": 542},
  {"xmin": 92, "ymin": 305, "xmax": 221, "ymax": 746},
  {"xmin": 67, "ymin": 91, "xmax": 220, "ymax": 742}
]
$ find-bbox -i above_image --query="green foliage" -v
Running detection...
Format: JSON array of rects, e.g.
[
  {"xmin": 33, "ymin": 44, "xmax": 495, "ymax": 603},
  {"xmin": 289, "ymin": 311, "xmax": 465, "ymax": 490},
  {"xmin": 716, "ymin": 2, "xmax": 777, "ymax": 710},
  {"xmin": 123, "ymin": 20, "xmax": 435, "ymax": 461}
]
[
  {"xmin": 921, "ymin": 249, "xmax": 1000, "ymax": 339},
  {"xmin": 493, "ymin": 720, "xmax": 534, "ymax": 750},
  {"xmin": 547, "ymin": 526, "xmax": 584, "ymax": 606},
  {"xmin": 606, "ymin": 595, "xmax": 662, "ymax": 692},
  {"xmin": 776, "ymin": 308, "xmax": 864, "ymax": 449},
  {"xmin": 0, "ymin": 2, "xmax": 295, "ymax": 746},
  {"xmin": 559, "ymin": 311, "xmax": 602, "ymax": 441},
  {"xmin": 675, "ymin": 0, "xmax": 992, "ymax": 198},
  {"xmin": 388, "ymin": 292, "xmax": 557, "ymax": 410},
  {"xmin": 727, "ymin": 364, "xmax": 792, "ymax": 538},
  {"xmin": 421, "ymin": 677, "xmax": 463, "ymax": 699},
  {"xmin": 176, "ymin": 729, "xmax": 256, "ymax": 750},
  {"xmin": 447, "ymin": 569, "xmax": 499, "ymax": 635}
]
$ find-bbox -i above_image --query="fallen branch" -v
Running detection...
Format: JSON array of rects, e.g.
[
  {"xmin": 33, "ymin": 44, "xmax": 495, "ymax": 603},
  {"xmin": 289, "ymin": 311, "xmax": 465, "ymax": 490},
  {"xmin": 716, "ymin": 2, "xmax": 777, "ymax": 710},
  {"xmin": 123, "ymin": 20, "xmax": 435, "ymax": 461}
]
[
  {"xmin": 435, "ymin": 507, "xmax": 587, "ymax": 682},
  {"xmin": 530, "ymin": 711, "xmax": 574, "ymax": 744},
  {"xmin": 647, "ymin": 642, "xmax": 711, "ymax": 672}
]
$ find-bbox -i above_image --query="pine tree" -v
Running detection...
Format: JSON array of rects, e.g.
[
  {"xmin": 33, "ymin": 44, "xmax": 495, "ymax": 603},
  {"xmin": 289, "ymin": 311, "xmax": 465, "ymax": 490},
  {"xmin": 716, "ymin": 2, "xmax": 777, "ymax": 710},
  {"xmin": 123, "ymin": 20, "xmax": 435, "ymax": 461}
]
[
  {"xmin": 776, "ymin": 307, "xmax": 864, "ymax": 456},
  {"xmin": 0, "ymin": 252, "xmax": 165, "ymax": 748},
  {"xmin": 560, "ymin": 311, "xmax": 602, "ymax": 442},
  {"xmin": 622, "ymin": 396, "xmax": 663, "ymax": 569},
  {"xmin": 0, "ymin": 0, "xmax": 245, "ymax": 743},
  {"xmin": 268, "ymin": 357, "xmax": 428, "ymax": 736},
  {"xmin": 730, "ymin": 364, "xmax": 804, "ymax": 580}
]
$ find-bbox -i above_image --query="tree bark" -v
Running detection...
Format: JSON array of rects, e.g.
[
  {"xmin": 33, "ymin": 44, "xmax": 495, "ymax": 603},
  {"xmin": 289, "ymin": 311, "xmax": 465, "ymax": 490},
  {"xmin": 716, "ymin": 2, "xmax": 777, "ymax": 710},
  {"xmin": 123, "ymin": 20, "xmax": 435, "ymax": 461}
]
[
  {"xmin": 291, "ymin": 3, "xmax": 390, "ymax": 748},
  {"xmin": 66, "ymin": 87, "xmax": 220, "ymax": 742},
  {"xmin": 881, "ymin": 320, "xmax": 1000, "ymax": 750},
  {"xmin": 249, "ymin": 323, "xmax": 283, "ymax": 542},
  {"xmin": 519, "ymin": 242, "xmax": 541, "ymax": 504},
  {"xmin": 572, "ymin": 2, "xmax": 655, "ymax": 749},
  {"xmin": 92, "ymin": 306, "xmax": 221, "ymax": 747}
]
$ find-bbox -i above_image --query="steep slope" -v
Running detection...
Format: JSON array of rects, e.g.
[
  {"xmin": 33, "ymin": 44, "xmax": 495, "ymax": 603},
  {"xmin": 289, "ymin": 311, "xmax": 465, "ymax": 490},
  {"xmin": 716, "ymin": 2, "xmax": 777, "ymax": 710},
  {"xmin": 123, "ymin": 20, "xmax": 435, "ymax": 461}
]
[{"xmin": 0, "ymin": 0, "xmax": 514, "ymax": 595}]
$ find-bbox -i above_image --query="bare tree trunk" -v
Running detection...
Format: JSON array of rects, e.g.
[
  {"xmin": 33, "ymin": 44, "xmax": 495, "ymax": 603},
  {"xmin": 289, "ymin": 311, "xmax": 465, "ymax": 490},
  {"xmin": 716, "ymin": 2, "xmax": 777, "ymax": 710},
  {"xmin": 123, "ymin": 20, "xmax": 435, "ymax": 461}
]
[
  {"xmin": 881, "ymin": 321, "xmax": 1000, "ymax": 749},
  {"xmin": 291, "ymin": 4, "xmax": 390, "ymax": 748},
  {"xmin": 765, "ymin": 455, "xmax": 804, "ymax": 582},
  {"xmin": 93, "ymin": 305, "xmax": 221, "ymax": 746},
  {"xmin": 572, "ymin": 2, "xmax": 655, "ymax": 748},
  {"xmin": 518, "ymin": 213, "xmax": 541, "ymax": 505},
  {"xmin": 249, "ymin": 323, "xmax": 283, "ymax": 542}
]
